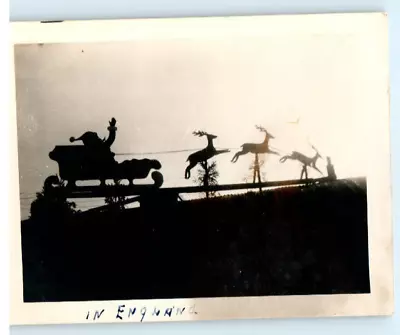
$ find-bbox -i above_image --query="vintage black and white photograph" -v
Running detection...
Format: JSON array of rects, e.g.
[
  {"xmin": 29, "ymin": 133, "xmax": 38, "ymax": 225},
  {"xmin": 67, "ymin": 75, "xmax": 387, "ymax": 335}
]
[{"xmin": 10, "ymin": 13, "xmax": 393, "ymax": 325}]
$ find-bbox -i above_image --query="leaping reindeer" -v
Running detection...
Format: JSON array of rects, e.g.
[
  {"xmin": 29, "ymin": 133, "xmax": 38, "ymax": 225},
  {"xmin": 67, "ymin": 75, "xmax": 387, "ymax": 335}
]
[
  {"xmin": 231, "ymin": 125, "xmax": 279, "ymax": 163},
  {"xmin": 279, "ymin": 145, "xmax": 323, "ymax": 180},
  {"xmin": 185, "ymin": 131, "xmax": 230, "ymax": 179}
]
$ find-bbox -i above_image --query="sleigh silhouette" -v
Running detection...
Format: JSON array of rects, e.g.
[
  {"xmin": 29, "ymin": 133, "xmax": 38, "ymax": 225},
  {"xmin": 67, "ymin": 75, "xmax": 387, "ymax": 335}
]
[{"xmin": 49, "ymin": 145, "xmax": 163, "ymax": 188}]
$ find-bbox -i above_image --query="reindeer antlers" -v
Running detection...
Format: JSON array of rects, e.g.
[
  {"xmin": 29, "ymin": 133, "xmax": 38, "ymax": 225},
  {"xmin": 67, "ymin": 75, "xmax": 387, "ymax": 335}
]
[
  {"xmin": 308, "ymin": 140, "xmax": 323, "ymax": 157},
  {"xmin": 192, "ymin": 130, "xmax": 207, "ymax": 137},
  {"xmin": 255, "ymin": 125, "xmax": 275, "ymax": 138},
  {"xmin": 255, "ymin": 125, "xmax": 267, "ymax": 132}
]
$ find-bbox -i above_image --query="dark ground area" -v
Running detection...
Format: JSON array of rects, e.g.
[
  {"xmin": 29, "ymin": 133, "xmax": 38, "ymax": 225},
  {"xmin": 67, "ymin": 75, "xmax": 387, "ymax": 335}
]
[{"xmin": 21, "ymin": 178, "xmax": 370, "ymax": 302}]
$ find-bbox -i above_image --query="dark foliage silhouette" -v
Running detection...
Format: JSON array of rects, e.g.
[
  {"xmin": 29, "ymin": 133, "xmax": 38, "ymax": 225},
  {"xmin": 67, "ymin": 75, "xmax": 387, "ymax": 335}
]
[
  {"xmin": 24, "ymin": 175, "xmax": 78, "ymax": 301},
  {"xmin": 194, "ymin": 160, "xmax": 220, "ymax": 198},
  {"xmin": 20, "ymin": 116, "xmax": 364, "ymax": 304},
  {"xmin": 21, "ymin": 178, "xmax": 369, "ymax": 302},
  {"xmin": 104, "ymin": 180, "xmax": 127, "ymax": 212},
  {"xmin": 30, "ymin": 175, "xmax": 77, "ymax": 222}
]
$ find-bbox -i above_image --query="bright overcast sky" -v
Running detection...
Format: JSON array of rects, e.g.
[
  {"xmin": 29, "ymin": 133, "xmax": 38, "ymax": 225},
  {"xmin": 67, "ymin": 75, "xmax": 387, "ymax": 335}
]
[{"xmin": 14, "ymin": 31, "xmax": 381, "ymax": 218}]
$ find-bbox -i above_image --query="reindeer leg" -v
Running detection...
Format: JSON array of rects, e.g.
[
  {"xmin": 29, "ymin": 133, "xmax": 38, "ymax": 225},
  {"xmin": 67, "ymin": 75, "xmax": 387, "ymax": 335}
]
[
  {"xmin": 300, "ymin": 166, "xmax": 306, "ymax": 180},
  {"xmin": 185, "ymin": 166, "xmax": 191, "ymax": 179},
  {"xmin": 231, "ymin": 153, "xmax": 239, "ymax": 163},
  {"xmin": 185, "ymin": 162, "xmax": 196, "ymax": 179},
  {"xmin": 311, "ymin": 163, "xmax": 323, "ymax": 175},
  {"xmin": 313, "ymin": 166, "xmax": 323, "ymax": 175},
  {"xmin": 231, "ymin": 150, "xmax": 245, "ymax": 163},
  {"xmin": 279, "ymin": 155, "xmax": 289, "ymax": 163}
]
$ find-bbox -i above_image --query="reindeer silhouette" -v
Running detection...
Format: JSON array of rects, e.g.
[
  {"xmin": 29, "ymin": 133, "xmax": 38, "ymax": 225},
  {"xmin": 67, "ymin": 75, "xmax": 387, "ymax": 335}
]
[
  {"xmin": 185, "ymin": 131, "xmax": 229, "ymax": 179},
  {"xmin": 279, "ymin": 145, "xmax": 323, "ymax": 180},
  {"xmin": 231, "ymin": 125, "xmax": 279, "ymax": 163}
]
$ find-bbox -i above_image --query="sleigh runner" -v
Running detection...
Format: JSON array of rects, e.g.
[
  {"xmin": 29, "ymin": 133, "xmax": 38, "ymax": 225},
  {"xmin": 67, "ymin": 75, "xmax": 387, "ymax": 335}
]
[{"xmin": 49, "ymin": 146, "xmax": 164, "ymax": 188}]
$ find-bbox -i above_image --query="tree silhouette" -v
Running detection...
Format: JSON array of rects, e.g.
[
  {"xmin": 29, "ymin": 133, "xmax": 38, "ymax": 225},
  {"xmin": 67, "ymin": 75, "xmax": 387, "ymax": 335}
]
[
  {"xmin": 30, "ymin": 175, "xmax": 77, "ymax": 223},
  {"xmin": 104, "ymin": 180, "xmax": 127, "ymax": 212},
  {"xmin": 194, "ymin": 160, "xmax": 220, "ymax": 198}
]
